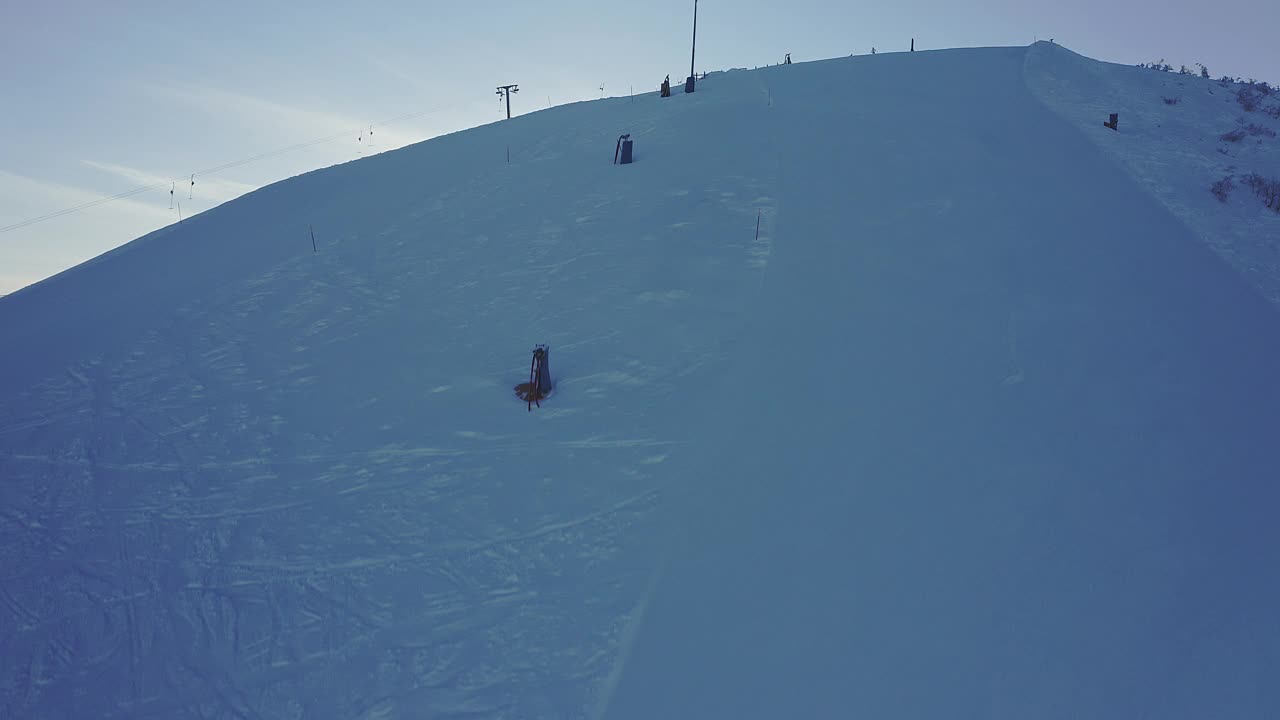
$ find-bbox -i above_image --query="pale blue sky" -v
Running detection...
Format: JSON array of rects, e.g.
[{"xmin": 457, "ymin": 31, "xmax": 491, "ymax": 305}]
[{"xmin": 2, "ymin": 0, "xmax": 1276, "ymax": 294}]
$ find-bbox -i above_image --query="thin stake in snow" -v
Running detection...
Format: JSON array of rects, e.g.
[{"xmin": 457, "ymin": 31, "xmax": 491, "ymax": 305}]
[
  {"xmin": 309, "ymin": 225, "xmax": 317, "ymax": 253},
  {"xmin": 755, "ymin": 211, "xmax": 761, "ymax": 242},
  {"xmin": 1003, "ymin": 311, "xmax": 1024, "ymax": 386}
]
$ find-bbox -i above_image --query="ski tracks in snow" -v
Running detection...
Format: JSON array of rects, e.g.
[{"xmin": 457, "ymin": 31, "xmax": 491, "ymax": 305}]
[{"xmin": 4, "ymin": 66, "xmax": 789, "ymax": 719}]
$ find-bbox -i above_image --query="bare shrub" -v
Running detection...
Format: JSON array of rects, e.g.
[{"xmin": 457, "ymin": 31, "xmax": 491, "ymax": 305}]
[
  {"xmin": 1247, "ymin": 122, "xmax": 1277, "ymax": 138},
  {"xmin": 1242, "ymin": 173, "xmax": 1280, "ymax": 212},
  {"xmin": 1238, "ymin": 87, "xmax": 1261, "ymax": 111},
  {"xmin": 1211, "ymin": 175, "xmax": 1235, "ymax": 202},
  {"xmin": 1162, "ymin": 96, "xmax": 1181, "ymax": 105},
  {"xmin": 1220, "ymin": 118, "xmax": 1275, "ymax": 142}
]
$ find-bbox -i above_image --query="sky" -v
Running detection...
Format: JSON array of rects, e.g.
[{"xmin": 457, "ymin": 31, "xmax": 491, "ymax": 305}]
[{"xmin": 2, "ymin": 0, "xmax": 1277, "ymax": 296}]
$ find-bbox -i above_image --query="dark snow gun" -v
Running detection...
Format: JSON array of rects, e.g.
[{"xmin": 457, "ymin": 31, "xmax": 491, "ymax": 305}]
[
  {"xmin": 613, "ymin": 134, "xmax": 633, "ymax": 165},
  {"xmin": 514, "ymin": 345, "xmax": 552, "ymax": 411}
]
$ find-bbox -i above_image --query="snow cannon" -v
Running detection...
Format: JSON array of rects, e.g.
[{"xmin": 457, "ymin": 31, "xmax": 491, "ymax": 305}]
[
  {"xmin": 614, "ymin": 134, "xmax": 634, "ymax": 165},
  {"xmin": 515, "ymin": 345, "xmax": 552, "ymax": 411}
]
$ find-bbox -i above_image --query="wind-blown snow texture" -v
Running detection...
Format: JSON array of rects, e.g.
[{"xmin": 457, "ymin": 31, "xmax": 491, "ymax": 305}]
[{"xmin": 3, "ymin": 43, "xmax": 1280, "ymax": 719}]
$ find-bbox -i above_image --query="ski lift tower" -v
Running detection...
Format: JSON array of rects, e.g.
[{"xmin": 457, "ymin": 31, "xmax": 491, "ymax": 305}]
[{"xmin": 497, "ymin": 84, "xmax": 519, "ymax": 119}]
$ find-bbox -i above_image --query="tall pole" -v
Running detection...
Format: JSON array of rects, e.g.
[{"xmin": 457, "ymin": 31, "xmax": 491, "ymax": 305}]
[
  {"xmin": 691, "ymin": 0, "xmax": 701, "ymax": 84},
  {"xmin": 496, "ymin": 84, "xmax": 519, "ymax": 119}
]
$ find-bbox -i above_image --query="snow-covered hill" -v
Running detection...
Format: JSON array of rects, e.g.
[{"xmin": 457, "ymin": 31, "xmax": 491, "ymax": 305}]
[
  {"xmin": 3, "ymin": 43, "xmax": 1279, "ymax": 719},
  {"xmin": 1025, "ymin": 43, "xmax": 1280, "ymax": 303}
]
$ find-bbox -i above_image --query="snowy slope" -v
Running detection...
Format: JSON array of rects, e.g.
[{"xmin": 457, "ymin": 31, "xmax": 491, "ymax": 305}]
[
  {"xmin": 1025, "ymin": 42, "xmax": 1280, "ymax": 304},
  {"xmin": 3, "ymin": 44, "xmax": 1280, "ymax": 719}
]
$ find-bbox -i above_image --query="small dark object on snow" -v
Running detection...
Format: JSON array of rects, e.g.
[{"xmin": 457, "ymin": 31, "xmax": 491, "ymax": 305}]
[
  {"xmin": 515, "ymin": 345, "xmax": 552, "ymax": 411},
  {"xmin": 784, "ymin": 53, "xmax": 791, "ymax": 64},
  {"xmin": 614, "ymin": 134, "xmax": 633, "ymax": 165},
  {"xmin": 661, "ymin": 75, "xmax": 671, "ymax": 98},
  {"xmin": 1104, "ymin": 113, "xmax": 1119, "ymax": 131}
]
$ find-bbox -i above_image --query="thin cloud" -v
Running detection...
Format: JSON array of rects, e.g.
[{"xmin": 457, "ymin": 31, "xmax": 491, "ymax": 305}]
[
  {"xmin": 367, "ymin": 55, "xmax": 433, "ymax": 95},
  {"xmin": 81, "ymin": 159, "xmax": 257, "ymax": 203},
  {"xmin": 0, "ymin": 169, "xmax": 176, "ymax": 295},
  {"xmin": 0, "ymin": 169, "xmax": 173, "ymax": 226},
  {"xmin": 144, "ymin": 82, "xmax": 424, "ymax": 153}
]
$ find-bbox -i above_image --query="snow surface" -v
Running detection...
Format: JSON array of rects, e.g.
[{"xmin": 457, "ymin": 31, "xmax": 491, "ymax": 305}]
[
  {"xmin": 3, "ymin": 43, "xmax": 1280, "ymax": 719},
  {"xmin": 1024, "ymin": 43, "xmax": 1280, "ymax": 305}
]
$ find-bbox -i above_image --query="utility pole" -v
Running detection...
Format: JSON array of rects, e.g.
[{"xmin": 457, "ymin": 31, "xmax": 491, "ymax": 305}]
[
  {"xmin": 686, "ymin": 0, "xmax": 698, "ymax": 93},
  {"xmin": 496, "ymin": 84, "xmax": 519, "ymax": 119}
]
